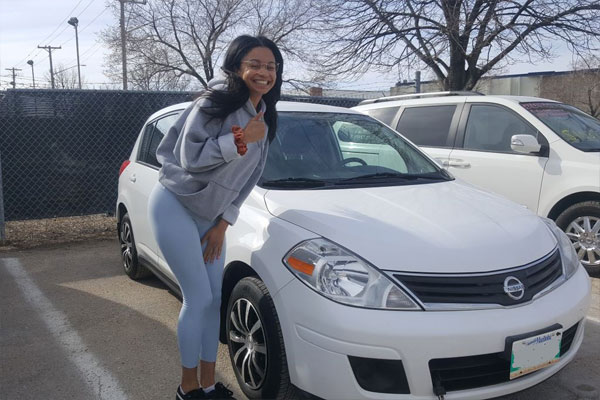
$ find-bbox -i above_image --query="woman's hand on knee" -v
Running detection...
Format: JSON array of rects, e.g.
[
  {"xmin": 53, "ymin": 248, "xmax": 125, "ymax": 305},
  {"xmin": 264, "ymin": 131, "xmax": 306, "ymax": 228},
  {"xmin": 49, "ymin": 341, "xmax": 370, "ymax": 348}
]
[{"xmin": 201, "ymin": 220, "xmax": 228, "ymax": 264}]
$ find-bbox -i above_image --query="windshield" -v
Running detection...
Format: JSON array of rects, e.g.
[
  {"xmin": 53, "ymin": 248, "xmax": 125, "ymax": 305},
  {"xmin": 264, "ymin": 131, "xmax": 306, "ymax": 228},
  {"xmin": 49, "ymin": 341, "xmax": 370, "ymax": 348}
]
[
  {"xmin": 521, "ymin": 102, "xmax": 600, "ymax": 151},
  {"xmin": 260, "ymin": 112, "xmax": 452, "ymax": 189}
]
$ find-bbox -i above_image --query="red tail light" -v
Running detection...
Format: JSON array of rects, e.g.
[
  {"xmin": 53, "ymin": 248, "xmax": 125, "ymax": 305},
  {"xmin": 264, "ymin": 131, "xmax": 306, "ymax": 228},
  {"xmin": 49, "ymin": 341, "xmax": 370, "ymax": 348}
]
[{"xmin": 119, "ymin": 160, "xmax": 131, "ymax": 176}]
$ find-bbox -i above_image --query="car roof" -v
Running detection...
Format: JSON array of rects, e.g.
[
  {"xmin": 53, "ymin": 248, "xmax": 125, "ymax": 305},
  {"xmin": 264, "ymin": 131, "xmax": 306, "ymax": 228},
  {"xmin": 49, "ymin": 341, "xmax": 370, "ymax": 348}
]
[
  {"xmin": 488, "ymin": 95, "xmax": 559, "ymax": 104},
  {"xmin": 354, "ymin": 93, "xmax": 560, "ymax": 110},
  {"xmin": 147, "ymin": 100, "xmax": 360, "ymax": 122}
]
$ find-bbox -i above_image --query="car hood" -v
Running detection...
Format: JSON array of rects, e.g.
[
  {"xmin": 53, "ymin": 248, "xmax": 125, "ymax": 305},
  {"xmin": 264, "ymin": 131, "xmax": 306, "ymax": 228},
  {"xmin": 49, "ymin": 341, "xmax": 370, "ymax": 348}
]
[{"xmin": 263, "ymin": 181, "xmax": 557, "ymax": 273}]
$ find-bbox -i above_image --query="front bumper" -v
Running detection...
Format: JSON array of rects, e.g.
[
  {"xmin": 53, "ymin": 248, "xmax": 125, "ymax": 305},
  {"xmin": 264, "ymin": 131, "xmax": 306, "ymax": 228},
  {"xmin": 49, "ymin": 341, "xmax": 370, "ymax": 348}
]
[{"xmin": 272, "ymin": 266, "xmax": 591, "ymax": 399}]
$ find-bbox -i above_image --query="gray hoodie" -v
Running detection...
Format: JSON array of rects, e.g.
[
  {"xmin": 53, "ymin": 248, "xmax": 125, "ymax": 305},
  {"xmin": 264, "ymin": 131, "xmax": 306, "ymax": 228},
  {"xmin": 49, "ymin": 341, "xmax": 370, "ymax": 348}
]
[{"xmin": 156, "ymin": 82, "xmax": 269, "ymax": 225}]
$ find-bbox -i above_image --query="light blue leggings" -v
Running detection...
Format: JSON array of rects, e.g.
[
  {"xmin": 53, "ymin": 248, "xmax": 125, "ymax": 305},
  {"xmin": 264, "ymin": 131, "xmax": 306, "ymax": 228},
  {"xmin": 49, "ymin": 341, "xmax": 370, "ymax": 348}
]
[{"xmin": 148, "ymin": 183, "xmax": 224, "ymax": 367}]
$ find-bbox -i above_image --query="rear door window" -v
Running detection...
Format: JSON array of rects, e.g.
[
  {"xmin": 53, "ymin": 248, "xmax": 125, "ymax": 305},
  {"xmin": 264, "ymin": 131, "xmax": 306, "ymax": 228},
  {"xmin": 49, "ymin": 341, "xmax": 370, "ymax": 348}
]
[
  {"xmin": 138, "ymin": 113, "xmax": 180, "ymax": 168},
  {"xmin": 396, "ymin": 105, "xmax": 456, "ymax": 147},
  {"xmin": 137, "ymin": 123, "xmax": 156, "ymax": 165}
]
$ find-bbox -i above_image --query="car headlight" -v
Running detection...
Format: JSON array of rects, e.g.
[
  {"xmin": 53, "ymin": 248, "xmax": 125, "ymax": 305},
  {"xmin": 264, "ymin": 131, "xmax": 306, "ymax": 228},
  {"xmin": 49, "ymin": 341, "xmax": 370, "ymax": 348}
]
[
  {"xmin": 283, "ymin": 238, "xmax": 421, "ymax": 310},
  {"xmin": 542, "ymin": 218, "xmax": 580, "ymax": 279}
]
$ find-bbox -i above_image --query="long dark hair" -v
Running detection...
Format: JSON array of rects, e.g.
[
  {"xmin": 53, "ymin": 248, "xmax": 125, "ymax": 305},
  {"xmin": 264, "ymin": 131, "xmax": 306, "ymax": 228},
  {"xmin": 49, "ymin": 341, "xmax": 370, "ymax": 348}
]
[{"xmin": 202, "ymin": 35, "xmax": 283, "ymax": 143}]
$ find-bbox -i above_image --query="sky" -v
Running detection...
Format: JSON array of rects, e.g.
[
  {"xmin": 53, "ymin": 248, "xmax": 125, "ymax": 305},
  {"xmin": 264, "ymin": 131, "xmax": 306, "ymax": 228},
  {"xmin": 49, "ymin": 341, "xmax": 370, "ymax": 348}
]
[{"xmin": 0, "ymin": 0, "xmax": 576, "ymax": 93}]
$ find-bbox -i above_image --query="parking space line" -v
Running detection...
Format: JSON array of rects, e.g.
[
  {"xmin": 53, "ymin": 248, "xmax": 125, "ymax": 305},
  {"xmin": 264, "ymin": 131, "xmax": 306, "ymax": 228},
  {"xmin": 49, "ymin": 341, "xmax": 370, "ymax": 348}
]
[
  {"xmin": 588, "ymin": 316, "xmax": 600, "ymax": 323},
  {"xmin": 2, "ymin": 258, "xmax": 128, "ymax": 400}
]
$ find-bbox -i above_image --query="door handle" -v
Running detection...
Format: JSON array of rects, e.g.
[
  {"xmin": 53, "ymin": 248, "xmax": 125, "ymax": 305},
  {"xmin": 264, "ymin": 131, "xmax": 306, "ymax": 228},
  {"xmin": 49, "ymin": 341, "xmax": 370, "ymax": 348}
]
[
  {"xmin": 129, "ymin": 174, "xmax": 137, "ymax": 183},
  {"xmin": 447, "ymin": 159, "xmax": 471, "ymax": 168}
]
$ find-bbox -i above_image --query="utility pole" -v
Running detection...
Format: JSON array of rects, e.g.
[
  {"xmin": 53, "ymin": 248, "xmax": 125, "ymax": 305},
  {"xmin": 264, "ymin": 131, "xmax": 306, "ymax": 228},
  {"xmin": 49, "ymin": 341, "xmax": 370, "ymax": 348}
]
[
  {"xmin": 119, "ymin": 0, "xmax": 147, "ymax": 90},
  {"xmin": 5, "ymin": 67, "xmax": 22, "ymax": 89},
  {"xmin": 38, "ymin": 45, "xmax": 61, "ymax": 89}
]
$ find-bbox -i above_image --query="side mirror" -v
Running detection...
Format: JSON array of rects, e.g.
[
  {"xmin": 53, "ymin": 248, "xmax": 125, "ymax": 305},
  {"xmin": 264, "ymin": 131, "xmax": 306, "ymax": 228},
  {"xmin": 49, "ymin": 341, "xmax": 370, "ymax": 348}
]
[{"xmin": 510, "ymin": 134, "xmax": 541, "ymax": 154}]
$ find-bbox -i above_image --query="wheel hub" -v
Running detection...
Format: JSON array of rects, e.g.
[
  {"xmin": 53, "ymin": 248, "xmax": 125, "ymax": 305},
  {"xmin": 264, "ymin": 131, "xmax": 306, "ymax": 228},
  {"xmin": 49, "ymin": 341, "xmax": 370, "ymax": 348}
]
[
  {"xmin": 566, "ymin": 215, "xmax": 600, "ymax": 267},
  {"xmin": 228, "ymin": 298, "xmax": 267, "ymax": 390},
  {"xmin": 120, "ymin": 223, "xmax": 133, "ymax": 272}
]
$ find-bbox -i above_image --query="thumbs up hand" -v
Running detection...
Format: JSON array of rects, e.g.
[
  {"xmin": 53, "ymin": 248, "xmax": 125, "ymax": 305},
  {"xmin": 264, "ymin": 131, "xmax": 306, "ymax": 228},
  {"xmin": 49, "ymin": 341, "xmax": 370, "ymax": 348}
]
[{"xmin": 244, "ymin": 112, "xmax": 266, "ymax": 143}]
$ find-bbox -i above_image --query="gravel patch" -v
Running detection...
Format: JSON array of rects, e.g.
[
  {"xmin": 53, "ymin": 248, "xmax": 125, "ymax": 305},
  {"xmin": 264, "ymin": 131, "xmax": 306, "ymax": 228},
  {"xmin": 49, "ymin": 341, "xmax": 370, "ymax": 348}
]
[{"xmin": 0, "ymin": 214, "xmax": 116, "ymax": 250}]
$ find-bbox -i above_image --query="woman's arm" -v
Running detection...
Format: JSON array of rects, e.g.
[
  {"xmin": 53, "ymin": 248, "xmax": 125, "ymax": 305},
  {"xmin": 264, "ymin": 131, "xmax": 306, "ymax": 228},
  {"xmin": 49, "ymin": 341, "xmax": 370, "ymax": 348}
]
[
  {"xmin": 177, "ymin": 104, "xmax": 241, "ymax": 173},
  {"xmin": 221, "ymin": 141, "xmax": 269, "ymax": 225}
]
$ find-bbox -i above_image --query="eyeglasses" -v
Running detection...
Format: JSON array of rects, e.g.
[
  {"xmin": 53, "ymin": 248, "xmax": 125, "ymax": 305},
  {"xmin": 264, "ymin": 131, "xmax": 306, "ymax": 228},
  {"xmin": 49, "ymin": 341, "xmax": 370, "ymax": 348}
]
[{"xmin": 241, "ymin": 60, "xmax": 280, "ymax": 72}]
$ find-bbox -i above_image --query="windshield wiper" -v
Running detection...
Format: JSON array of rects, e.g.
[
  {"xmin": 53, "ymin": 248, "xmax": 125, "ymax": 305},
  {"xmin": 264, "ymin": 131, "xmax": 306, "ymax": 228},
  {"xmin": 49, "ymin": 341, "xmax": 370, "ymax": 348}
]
[
  {"xmin": 339, "ymin": 172, "xmax": 445, "ymax": 182},
  {"xmin": 261, "ymin": 177, "xmax": 331, "ymax": 188}
]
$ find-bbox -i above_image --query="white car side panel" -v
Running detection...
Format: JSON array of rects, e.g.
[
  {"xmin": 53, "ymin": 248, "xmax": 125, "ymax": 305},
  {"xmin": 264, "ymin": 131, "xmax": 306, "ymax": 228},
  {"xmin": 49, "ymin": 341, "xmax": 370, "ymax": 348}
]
[
  {"xmin": 120, "ymin": 163, "xmax": 160, "ymax": 266},
  {"xmin": 538, "ymin": 140, "xmax": 600, "ymax": 217},
  {"xmin": 446, "ymin": 149, "xmax": 547, "ymax": 213},
  {"xmin": 225, "ymin": 199, "xmax": 312, "ymax": 294}
]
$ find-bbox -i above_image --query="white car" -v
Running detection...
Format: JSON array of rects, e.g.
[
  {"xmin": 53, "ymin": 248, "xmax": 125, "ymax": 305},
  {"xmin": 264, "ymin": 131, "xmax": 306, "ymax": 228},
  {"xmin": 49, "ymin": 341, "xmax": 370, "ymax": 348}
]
[
  {"xmin": 354, "ymin": 92, "xmax": 600, "ymax": 271},
  {"xmin": 117, "ymin": 101, "xmax": 591, "ymax": 400}
]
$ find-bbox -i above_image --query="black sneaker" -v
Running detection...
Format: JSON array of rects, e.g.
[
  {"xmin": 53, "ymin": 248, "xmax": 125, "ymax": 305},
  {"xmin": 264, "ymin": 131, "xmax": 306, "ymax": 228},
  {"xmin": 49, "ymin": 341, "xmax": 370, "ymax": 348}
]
[
  {"xmin": 203, "ymin": 382, "xmax": 235, "ymax": 399},
  {"xmin": 176, "ymin": 385, "xmax": 205, "ymax": 400}
]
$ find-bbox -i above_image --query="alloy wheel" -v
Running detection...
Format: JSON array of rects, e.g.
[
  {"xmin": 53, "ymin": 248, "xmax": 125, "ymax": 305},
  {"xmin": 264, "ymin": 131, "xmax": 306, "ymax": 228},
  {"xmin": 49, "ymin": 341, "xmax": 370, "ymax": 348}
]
[
  {"xmin": 120, "ymin": 222, "xmax": 134, "ymax": 273},
  {"xmin": 228, "ymin": 298, "xmax": 267, "ymax": 390},
  {"xmin": 565, "ymin": 215, "xmax": 600, "ymax": 267}
]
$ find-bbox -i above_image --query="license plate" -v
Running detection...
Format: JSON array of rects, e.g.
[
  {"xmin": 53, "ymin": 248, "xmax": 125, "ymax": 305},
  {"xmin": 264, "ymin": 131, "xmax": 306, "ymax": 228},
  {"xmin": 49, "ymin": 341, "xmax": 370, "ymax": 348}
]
[{"xmin": 510, "ymin": 328, "xmax": 562, "ymax": 379}]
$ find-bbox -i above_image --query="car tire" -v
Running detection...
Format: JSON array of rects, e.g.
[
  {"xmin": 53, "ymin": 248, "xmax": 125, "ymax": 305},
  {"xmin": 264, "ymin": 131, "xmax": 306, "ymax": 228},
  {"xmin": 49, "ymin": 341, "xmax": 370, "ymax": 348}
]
[
  {"xmin": 226, "ymin": 277, "xmax": 300, "ymax": 400},
  {"xmin": 118, "ymin": 213, "xmax": 151, "ymax": 280},
  {"xmin": 555, "ymin": 200, "xmax": 600, "ymax": 269}
]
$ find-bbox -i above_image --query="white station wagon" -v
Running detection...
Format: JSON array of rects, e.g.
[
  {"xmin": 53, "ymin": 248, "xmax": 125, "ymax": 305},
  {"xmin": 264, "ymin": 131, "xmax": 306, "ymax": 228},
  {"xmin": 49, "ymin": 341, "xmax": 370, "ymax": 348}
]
[{"xmin": 117, "ymin": 101, "xmax": 591, "ymax": 400}]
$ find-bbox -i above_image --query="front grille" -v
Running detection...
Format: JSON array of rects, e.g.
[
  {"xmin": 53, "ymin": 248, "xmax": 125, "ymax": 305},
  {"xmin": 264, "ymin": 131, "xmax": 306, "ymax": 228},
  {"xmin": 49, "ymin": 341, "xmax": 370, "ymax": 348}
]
[
  {"xmin": 393, "ymin": 248, "xmax": 562, "ymax": 306},
  {"xmin": 429, "ymin": 322, "xmax": 580, "ymax": 393}
]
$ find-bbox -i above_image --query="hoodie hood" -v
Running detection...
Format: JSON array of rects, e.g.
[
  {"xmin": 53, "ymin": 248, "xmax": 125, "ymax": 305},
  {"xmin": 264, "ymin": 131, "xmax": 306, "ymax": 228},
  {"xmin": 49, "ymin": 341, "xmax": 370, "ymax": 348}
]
[{"xmin": 208, "ymin": 78, "xmax": 227, "ymax": 90}]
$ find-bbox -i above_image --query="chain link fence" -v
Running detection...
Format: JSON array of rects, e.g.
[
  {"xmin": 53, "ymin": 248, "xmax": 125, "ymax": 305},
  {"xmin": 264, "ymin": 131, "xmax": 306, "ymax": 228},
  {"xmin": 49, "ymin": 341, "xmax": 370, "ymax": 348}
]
[{"xmin": 0, "ymin": 89, "xmax": 361, "ymax": 227}]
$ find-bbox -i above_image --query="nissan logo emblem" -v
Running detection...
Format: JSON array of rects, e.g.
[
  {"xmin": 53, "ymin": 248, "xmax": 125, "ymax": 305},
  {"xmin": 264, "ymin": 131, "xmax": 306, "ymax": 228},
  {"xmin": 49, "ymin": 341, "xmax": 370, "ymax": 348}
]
[{"xmin": 504, "ymin": 276, "xmax": 525, "ymax": 300}]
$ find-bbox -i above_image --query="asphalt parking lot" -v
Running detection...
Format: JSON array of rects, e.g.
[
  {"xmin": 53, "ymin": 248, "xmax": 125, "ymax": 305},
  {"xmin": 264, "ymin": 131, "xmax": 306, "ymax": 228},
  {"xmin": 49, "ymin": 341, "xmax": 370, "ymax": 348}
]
[{"xmin": 1, "ymin": 239, "xmax": 599, "ymax": 400}]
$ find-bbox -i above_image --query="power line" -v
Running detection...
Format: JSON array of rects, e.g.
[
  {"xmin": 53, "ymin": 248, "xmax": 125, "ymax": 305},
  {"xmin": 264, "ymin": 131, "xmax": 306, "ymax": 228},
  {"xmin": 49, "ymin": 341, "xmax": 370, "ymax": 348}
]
[
  {"xmin": 80, "ymin": 6, "xmax": 110, "ymax": 34},
  {"xmin": 13, "ymin": 0, "xmax": 96, "ymax": 69},
  {"xmin": 76, "ymin": 0, "xmax": 98, "ymax": 19},
  {"xmin": 13, "ymin": 0, "xmax": 86, "ymax": 68},
  {"xmin": 61, "ymin": 7, "xmax": 111, "ymax": 65}
]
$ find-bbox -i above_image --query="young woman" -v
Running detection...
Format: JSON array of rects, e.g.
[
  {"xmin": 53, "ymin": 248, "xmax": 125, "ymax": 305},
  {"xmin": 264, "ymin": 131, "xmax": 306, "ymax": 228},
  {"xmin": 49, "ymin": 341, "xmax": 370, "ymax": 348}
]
[{"xmin": 148, "ymin": 35, "xmax": 283, "ymax": 400}]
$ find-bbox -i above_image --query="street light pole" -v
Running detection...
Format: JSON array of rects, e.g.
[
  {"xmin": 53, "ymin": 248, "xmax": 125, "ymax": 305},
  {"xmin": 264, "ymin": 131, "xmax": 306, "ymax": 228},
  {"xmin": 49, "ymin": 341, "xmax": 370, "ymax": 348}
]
[
  {"xmin": 27, "ymin": 60, "xmax": 35, "ymax": 88},
  {"xmin": 119, "ymin": 0, "xmax": 147, "ymax": 90},
  {"xmin": 68, "ymin": 17, "xmax": 82, "ymax": 89}
]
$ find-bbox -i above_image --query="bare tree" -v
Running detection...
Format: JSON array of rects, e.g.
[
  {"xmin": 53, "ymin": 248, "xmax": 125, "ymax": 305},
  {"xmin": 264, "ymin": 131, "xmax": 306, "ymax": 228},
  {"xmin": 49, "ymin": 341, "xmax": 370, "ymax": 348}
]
[
  {"xmin": 44, "ymin": 64, "xmax": 85, "ymax": 89},
  {"xmin": 129, "ymin": 65, "xmax": 193, "ymax": 91},
  {"xmin": 313, "ymin": 0, "xmax": 600, "ymax": 90},
  {"xmin": 102, "ymin": 0, "xmax": 245, "ymax": 90},
  {"xmin": 101, "ymin": 0, "xmax": 323, "ymax": 90}
]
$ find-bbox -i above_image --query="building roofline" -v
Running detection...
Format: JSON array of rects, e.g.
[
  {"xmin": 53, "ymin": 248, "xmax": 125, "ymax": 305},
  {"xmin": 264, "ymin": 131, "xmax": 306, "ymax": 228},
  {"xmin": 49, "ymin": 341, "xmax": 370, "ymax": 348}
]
[{"xmin": 394, "ymin": 68, "xmax": 600, "ymax": 86}]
